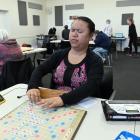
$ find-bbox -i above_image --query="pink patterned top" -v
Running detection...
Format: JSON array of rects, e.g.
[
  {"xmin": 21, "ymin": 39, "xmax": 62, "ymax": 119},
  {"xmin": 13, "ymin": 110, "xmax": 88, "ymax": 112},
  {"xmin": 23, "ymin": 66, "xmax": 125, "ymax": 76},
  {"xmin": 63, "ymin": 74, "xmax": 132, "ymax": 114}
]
[
  {"xmin": 0, "ymin": 39, "xmax": 23, "ymax": 74},
  {"xmin": 53, "ymin": 56, "xmax": 87, "ymax": 92}
]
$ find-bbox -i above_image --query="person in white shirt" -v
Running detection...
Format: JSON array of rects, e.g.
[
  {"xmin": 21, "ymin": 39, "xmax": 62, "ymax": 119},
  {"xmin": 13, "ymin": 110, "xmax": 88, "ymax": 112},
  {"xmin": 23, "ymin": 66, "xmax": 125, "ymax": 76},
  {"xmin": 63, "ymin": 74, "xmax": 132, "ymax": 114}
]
[{"xmin": 103, "ymin": 19, "xmax": 112, "ymax": 37}]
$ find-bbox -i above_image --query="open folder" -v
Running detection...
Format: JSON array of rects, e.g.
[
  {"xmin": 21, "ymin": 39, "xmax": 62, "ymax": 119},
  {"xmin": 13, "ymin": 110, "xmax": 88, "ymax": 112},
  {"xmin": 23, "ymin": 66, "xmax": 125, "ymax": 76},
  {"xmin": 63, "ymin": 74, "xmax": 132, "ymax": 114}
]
[
  {"xmin": 101, "ymin": 100, "xmax": 140, "ymax": 121},
  {"xmin": 39, "ymin": 87, "xmax": 65, "ymax": 98}
]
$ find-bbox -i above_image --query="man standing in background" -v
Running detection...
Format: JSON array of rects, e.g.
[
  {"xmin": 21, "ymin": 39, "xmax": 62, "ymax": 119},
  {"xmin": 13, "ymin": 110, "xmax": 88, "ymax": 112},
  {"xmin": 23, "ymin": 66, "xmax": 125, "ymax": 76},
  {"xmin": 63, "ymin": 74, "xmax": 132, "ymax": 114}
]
[
  {"xmin": 103, "ymin": 19, "xmax": 113, "ymax": 38},
  {"xmin": 62, "ymin": 25, "xmax": 70, "ymax": 40}
]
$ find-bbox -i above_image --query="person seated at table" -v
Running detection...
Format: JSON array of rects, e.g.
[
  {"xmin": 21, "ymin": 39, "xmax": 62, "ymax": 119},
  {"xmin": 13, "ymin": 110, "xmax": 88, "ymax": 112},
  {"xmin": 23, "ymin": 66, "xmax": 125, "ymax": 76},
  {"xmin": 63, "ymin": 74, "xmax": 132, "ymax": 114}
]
[
  {"xmin": 62, "ymin": 25, "xmax": 70, "ymax": 40},
  {"xmin": 48, "ymin": 27, "xmax": 57, "ymax": 40},
  {"xmin": 48, "ymin": 28, "xmax": 53, "ymax": 35},
  {"xmin": 0, "ymin": 29, "xmax": 23, "ymax": 75},
  {"xmin": 92, "ymin": 30, "xmax": 111, "ymax": 62},
  {"xmin": 52, "ymin": 27, "xmax": 56, "ymax": 35},
  {"xmin": 27, "ymin": 16, "xmax": 103, "ymax": 108}
]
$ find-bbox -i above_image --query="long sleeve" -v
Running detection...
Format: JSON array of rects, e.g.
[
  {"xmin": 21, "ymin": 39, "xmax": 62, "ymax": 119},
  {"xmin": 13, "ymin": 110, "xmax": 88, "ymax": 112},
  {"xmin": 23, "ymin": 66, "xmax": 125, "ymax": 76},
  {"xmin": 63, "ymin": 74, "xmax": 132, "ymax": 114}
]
[
  {"xmin": 28, "ymin": 50, "xmax": 69, "ymax": 89},
  {"xmin": 94, "ymin": 32, "xmax": 111, "ymax": 50},
  {"xmin": 62, "ymin": 30, "xmax": 65, "ymax": 39},
  {"xmin": 129, "ymin": 24, "xmax": 137, "ymax": 38},
  {"xmin": 0, "ymin": 44, "xmax": 6, "ymax": 74},
  {"xmin": 28, "ymin": 55, "xmax": 57, "ymax": 89},
  {"xmin": 60, "ymin": 55, "xmax": 103, "ymax": 105},
  {"xmin": 10, "ymin": 46, "xmax": 23, "ymax": 59},
  {"xmin": 0, "ymin": 41, "xmax": 23, "ymax": 74}
]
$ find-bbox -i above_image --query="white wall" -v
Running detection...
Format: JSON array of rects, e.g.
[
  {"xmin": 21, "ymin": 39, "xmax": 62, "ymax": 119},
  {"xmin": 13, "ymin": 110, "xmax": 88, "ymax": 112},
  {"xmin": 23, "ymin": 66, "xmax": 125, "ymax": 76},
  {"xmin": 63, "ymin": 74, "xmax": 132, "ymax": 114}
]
[
  {"xmin": 1, "ymin": 0, "xmax": 139, "ymax": 48},
  {"xmin": 0, "ymin": 0, "xmax": 47, "ymax": 46},
  {"xmin": 46, "ymin": 0, "xmax": 140, "ymax": 48}
]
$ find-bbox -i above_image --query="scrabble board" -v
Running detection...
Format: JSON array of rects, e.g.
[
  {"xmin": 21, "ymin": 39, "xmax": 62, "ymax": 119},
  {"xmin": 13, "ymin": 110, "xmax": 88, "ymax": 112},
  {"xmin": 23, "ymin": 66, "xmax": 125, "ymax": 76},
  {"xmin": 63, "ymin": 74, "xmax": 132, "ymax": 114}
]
[{"xmin": 0, "ymin": 101, "xmax": 86, "ymax": 140}]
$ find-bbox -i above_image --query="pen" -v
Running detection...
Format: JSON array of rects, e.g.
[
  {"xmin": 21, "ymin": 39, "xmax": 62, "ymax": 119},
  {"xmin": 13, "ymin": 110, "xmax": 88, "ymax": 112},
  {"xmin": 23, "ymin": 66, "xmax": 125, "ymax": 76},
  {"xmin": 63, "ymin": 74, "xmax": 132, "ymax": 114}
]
[{"xmin": 17, "ymin": 94, "xmax": 26, "ymax": 99}]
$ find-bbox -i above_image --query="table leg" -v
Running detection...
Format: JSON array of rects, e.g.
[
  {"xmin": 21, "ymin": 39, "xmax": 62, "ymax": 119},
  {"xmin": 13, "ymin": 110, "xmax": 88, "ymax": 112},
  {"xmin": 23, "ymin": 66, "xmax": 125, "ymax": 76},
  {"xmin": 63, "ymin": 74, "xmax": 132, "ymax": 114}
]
[
  {"xmin": 120, "ymin": 40, "xmax": 123, "ymax": 52},
  {"xmin": 134, "ymin": 121, "xmax": 136, "ymax": 134},
  {"xmin": 37, "ymin": 39, "xmax": 38, "ymax": 47},
  {"xmin": 115, "ymin": 40, "xmax": 118, "ymax": 58},
  {"xmin": 33, "ymin": 53, "xmax": 37, "ymax": 67}
]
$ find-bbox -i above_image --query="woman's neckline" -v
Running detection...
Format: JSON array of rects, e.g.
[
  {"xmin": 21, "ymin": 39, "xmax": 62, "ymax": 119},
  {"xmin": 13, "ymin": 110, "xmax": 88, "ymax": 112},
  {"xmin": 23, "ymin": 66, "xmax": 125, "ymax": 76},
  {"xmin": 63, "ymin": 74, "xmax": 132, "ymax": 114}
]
[{"xmin": 64, "ymin": 49, "xmax": 88, "ymax": 67}]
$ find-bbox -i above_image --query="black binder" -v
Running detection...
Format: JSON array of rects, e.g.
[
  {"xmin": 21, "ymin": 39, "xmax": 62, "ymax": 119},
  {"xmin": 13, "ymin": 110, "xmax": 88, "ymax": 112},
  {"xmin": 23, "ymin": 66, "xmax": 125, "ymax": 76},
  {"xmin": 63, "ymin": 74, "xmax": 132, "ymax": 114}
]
[{"xmin": 101, "ymin": 100, "xmax": 140, "ymax": 121}]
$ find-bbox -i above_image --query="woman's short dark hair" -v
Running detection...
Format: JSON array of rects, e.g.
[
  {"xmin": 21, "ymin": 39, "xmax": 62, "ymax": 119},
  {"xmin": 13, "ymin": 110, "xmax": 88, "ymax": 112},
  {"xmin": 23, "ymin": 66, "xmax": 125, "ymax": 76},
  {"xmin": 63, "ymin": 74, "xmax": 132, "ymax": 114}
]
[{"xmin": 76, "ymin": 16, "xmax": 95, "ymax": 34}]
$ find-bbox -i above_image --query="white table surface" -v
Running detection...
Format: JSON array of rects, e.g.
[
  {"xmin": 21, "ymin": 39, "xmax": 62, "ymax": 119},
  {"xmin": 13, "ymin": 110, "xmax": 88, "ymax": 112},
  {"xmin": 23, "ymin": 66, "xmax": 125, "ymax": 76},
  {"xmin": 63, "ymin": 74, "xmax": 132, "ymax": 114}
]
[
  {"xmin": 50, "ymin": 40, "xmax": 61, "ymax": 43},
  {"xmin": 50, "ymin": 40, "xmax": 70, "ymax": 43},
  {"xmin": 50, "ymin": 40, "xmax": 95, "ymax": 45},
  {"xmin": 135, "ymin": 122, "xmax": 140, "ymax": 137},
  {"xmin": 22, "ymin": 48, "xmax": 47, "ymax": 55},
  {"xmin": 111, "ymin": 37, "xmax": 126, "ymax": 40},
  {"xmin": 0, "ymin": 84, "xmax": 28, "ymax": 119},
  {"xmin": 0, "ymin": 84, "xmax": 136, "ymax": 140},
  {"xmin": 75, "ymin": 101, "xmax": 135, "ymax": 140},
  {"xmin": 89, "ymin": 40, "xmax": 95, "ymax": 45}
]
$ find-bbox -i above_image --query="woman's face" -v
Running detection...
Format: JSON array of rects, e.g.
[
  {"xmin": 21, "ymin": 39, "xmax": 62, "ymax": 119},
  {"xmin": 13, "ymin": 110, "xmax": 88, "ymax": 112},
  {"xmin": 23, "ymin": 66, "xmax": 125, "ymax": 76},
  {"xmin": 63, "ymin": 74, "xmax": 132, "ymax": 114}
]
[
  {"xmin": 69, "ymin": 20, "xmax": 92, "ymax": 50},
  {"xmin": 127, "ymin": 19, "xmax": 131, "ymax": 25}
]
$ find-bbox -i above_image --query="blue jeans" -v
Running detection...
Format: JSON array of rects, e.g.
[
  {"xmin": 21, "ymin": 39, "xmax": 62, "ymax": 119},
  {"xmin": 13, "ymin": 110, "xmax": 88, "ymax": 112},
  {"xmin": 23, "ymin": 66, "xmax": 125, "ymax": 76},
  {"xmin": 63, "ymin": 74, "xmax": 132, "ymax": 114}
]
[{"xmin": 93, "ymin": 47, "xmax": 108, "ymax": 61}]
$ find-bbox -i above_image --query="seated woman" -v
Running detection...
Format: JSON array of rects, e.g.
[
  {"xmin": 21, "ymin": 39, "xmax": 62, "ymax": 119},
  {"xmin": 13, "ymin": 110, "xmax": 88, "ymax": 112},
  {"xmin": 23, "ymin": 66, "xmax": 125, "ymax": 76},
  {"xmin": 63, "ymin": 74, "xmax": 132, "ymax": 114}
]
[
  {"xmin": 92, "ymin": 30, "xmax": 111, "ymax": 62},
  {"xmin": 27, "ymin": 16, "xmax": 103, "ymax": 108},
  {"xmin": 0, "ymin": 29, "xmax": 23, "ymax": 75}
]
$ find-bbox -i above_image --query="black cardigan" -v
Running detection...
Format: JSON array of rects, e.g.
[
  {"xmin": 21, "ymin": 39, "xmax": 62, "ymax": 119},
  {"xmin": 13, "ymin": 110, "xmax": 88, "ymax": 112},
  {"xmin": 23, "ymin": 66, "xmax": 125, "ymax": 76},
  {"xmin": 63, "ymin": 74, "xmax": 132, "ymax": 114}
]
[
  {"xmin": 28, "ymin": 48, "xmax": 103, "ymax": 105},
  {"xmin": 129, "ymin": 23, "xmax": 137, "ymax": 39}
]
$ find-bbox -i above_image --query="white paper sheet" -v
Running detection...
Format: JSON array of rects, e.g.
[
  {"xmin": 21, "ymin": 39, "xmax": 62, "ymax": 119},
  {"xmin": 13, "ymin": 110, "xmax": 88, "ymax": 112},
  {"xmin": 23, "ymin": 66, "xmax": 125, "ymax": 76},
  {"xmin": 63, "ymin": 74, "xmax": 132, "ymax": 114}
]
[{"xmin": 77, "ymin": 97, "xmax": 97, "ymax": 109}]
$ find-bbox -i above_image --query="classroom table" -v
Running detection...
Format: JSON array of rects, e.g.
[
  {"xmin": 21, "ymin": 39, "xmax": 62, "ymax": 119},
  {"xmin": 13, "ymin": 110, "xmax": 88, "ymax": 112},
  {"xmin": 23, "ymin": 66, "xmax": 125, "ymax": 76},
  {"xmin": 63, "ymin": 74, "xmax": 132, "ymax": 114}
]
[
  {"xmin": 50, "ymin": 40, "xmax": 70, "ymax": 50},
  {"xmin": 50, "ymin": 40, "xmax": 69, "ymax": 44},
  {"xmin": 89, "ymin": 40, "xmax": 95, "ymax": 45},
  {"xmin": 50, "ymin": 40, "xmax": 95, "ymax": 45},
  {"xmin": 0, "ymin": 84, "xmax": 136, "ymax": 140},
  {"xmin": 111, "ymin": 37, "xmax": 126, "ymax": 57},
  {"xmin": 135, "ymin": 122, "xmax": 140, "ymax": 137},
  {"xmin": 21, "ymin": 47, "xmax": 47, "ymax": 66},
  {"xmin": 21, "ymin": 47, "xmax": 47, "ymax": 55},
  {"xmin": 74, "ymin": 101, "xmax": 135, "ymax": 140}
]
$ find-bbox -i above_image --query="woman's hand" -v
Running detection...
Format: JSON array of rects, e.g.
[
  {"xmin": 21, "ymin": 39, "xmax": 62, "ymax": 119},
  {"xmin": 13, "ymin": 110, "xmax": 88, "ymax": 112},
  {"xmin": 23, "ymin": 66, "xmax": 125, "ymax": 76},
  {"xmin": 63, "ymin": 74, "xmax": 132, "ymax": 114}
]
[
  {"xmin": 26, "ymin": 89, "xmax": 41, "ymax": 103},
  {"xmin": 36, "ymin": 97, "xmax": 64, "ymax": 109}
]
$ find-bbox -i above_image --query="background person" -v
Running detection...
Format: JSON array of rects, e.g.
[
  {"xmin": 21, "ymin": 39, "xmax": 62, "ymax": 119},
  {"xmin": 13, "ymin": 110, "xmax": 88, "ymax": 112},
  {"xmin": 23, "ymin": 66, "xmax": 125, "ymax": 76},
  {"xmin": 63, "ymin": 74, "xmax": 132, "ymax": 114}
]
[
  {"xmin": 48, "ymin": 27, "xmax": 57, "ymax": 39},
  {"xmin": 0, "ymin": 29, "xmax": 23, "ymax": 75},
  {"xmin": 62, "ymin": 25, "xmax": 70, "ymax": 40},
  {"xmin": 127, "ymin": 17, "xmax": 138, "ymax": 56},
  {"xmin": 103, "ymin": 19, "xmax": 112, "ymax": 37}
]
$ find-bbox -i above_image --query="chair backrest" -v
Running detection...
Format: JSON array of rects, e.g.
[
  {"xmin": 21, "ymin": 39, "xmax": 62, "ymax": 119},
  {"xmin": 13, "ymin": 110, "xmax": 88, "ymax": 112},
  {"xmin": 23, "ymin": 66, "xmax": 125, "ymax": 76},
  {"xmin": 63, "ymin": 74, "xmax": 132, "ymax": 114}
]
[
  {"xmin": 60, "ymin": 40, "xmax": 71, "ymax": 49},
  {"xmin": 42, "ymin": 35, "xmax": 54, "ymax": 55},
  {"xmin": 100, "ymin": 66, "xmax": 113, "ymax": 99},
  {"xmin": 42, "ymin": 35, "xmax": 50, "ymax": 47},
  {"xmin": 0, "ymin": 57, "xmax": 34, "ymax": 90}
]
